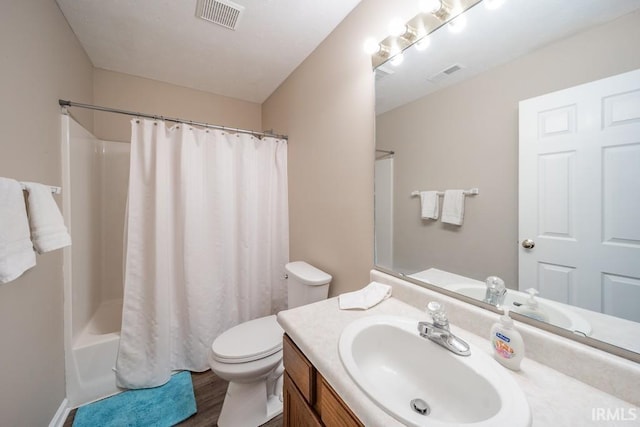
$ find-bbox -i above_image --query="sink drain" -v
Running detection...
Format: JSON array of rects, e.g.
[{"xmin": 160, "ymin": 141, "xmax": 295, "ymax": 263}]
[{"xmin": 410, "ymin": 398, "xmax": 430, "ymax": 416}]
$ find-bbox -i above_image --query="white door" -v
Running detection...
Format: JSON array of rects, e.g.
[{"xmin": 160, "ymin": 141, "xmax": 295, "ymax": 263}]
[
  {"xmin": 375, "ymin": 157, "xmax": 394, "ymax": 269},
  {"xmin": 519, "ymin": 69, "xmax": 640, "ymax": 321}
]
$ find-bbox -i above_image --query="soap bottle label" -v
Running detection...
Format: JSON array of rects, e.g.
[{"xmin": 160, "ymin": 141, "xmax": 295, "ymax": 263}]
[{"xmin": 493, "ymin": 334, "xmax": 515, "ymax": 359}]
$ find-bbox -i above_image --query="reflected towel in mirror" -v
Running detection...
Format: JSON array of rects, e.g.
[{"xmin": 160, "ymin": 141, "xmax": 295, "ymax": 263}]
[{"xmin": 441, "ymin": 190, "xmax": 465, "ymax": 225}]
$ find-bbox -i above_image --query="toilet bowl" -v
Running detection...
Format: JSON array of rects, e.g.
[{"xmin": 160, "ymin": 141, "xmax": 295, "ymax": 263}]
[{"xmin": 209, "ymin": 261, "xmax": 332, "ymax": 427}]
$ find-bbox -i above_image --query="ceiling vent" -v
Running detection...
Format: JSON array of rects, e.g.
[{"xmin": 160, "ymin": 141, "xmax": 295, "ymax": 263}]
[
  {"xmin": 197, "ymin": 0, "xmax": 245, "ymax": 30},
  {"xmin": 427, "ymin": 64, "xmax": 465, "ymax": 83}
]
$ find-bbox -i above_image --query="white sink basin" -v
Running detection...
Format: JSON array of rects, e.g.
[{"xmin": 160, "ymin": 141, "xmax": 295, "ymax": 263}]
[
  {"xmin": 447, "ymin": 284, "xmax": 592, "ymax": 336},
  {"xmin": 339, "ymin": 315, "xmax": 531, "ymax": 427}
]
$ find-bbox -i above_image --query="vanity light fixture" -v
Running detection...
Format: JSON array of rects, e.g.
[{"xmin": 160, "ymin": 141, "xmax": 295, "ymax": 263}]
[
  {"xmin": 389, "ymin": 19, "xmax": 421, "ymax": 43},
  {"xmin": 366, "ymin": 0, "xmax": 482, "ymax": 69},
  {"xmin": 363, "ymin": 37, "xmax": 392, "ymax": 58},
  {"xmin": 388, "ymin": 17, "xmax": 407, "ymax": 37},
  {"xmin": 419, "ymin": 0, "xmax": 443, "ymax": 14}
]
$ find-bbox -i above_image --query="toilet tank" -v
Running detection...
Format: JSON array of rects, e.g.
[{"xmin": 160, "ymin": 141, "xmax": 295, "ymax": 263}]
[{"xmin": 285, "ymin": 261, "xmax": 332, "ymax": 309}]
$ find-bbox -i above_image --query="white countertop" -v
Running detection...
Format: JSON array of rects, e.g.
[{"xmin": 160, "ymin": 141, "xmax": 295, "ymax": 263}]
[{"xmin": 277, "ymin": 295, "xmax": 640, "ymax": 426}]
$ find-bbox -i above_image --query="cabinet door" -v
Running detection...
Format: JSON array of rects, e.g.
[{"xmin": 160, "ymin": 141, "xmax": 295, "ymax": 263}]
[
  {"xmin": 317, "ymin": 375, "xmax": 363, "ymax": 427},
  {"xmin": 283, "ymin": 334, "xmax": 315, "ymax": 403},
  {"xmin": 283, "ymin": 372, "xmax": 322, "ymax": 427}
]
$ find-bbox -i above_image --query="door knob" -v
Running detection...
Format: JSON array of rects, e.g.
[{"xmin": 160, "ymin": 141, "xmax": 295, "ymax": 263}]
[{"xmin": 522, "ymin": 239, "xmax": 535, "ymax": 249}]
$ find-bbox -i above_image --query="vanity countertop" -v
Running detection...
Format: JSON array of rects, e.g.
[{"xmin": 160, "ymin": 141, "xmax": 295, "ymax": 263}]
[{"xmin": 277, "ymin": 295, "xmax": 639, "ymax": 427}]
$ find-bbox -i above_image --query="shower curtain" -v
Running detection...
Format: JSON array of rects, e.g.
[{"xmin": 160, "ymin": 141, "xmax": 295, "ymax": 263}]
[{"xmin": 116, "ymin": 119, "xmax": 289, "ymax": 389}]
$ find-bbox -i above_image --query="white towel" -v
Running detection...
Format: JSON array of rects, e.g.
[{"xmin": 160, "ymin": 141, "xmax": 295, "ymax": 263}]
[
  {"xmin": 22, "ymin": 182, "xmax": 71, "ymax": 253},
  {"xmin": 419, "ymin": 191, "xmax": 439, "ymax": 220},
  {"xmin": 0, "ymin": 178, "xmax": 36, "ymax": 283},
  {"xmin": 339, "ymin": 281, "xmax": 392, "ymax": 310},
  {"xmin": 441, "ymin": 189, "xmax": 465, "ymax": 225}
]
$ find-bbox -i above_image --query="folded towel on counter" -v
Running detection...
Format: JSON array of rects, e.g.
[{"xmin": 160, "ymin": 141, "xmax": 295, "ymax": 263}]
[
  {"xmin": 441, "ymin": 189, "xmax": 465, "ymax": 225},
  {"xmin": 21, "ymin": 182, "xmax": 71, "ymax": 253},
  {"xmin": 419, "ymin": 191, "xmax": 439, "ymax": 220},
  {"xmin": 339, "ymin": 281, "xmax": 392, "ymax": 310},
  {"xmin": 0, "ymin": 178, "xmax": 36, "ymax": 283}
]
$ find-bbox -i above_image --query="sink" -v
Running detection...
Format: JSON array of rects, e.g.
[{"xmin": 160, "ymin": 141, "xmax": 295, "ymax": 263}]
[
  {"xmin": 339, "ymin": 315, "xmax": 531, "ymax": 427},
  {"xmin": 447, "ymin": 284, "xmax": 592, "ymax": 336}
]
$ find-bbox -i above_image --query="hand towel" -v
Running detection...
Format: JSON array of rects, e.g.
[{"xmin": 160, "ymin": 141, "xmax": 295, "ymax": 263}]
[
  {"xmin": 0, "ymin": 178, "xmax": 36, "ymax": 283},
  {"xmin": 339, "ymin": 281, "xmax": 392, "ymax": 310},
  {"xmin": 441, "ymin": 189, "xmax": 465, "ymax": 225},
  {"xmin": 22, "ymin": 182, "xmax": 71, "ymax": 253},
  {"xmin": 419, "ymin": 191, "xmax": 439, "ymax": 220}
]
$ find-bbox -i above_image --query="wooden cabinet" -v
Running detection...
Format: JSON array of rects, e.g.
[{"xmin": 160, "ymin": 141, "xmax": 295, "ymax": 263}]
[
  {"xmin": 283, "ymin": 334, "xmax": 363, "ymax": 427},
  {"xmin": 283, "ymin": 372, "xmax": 322, "ymax": 427}
]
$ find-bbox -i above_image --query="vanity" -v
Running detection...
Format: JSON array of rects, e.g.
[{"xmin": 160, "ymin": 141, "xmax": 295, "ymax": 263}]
[
  {"xmin": 278, "ymin": 271, "xmax": 640, "ymax": 427},
  {"xmin": 282, "ymin": 335, "xmax": 362, "ymax": 426}
]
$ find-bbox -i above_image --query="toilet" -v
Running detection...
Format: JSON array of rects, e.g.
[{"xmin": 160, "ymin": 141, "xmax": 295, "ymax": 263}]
[{"xmin": 208, "ymin": 261, "xmax": 332, "ymax": 427}]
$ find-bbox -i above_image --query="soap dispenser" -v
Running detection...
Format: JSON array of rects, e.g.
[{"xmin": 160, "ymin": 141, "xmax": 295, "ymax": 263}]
[
  {"xmin": 490, "ymin": 310, "xmax": 524, "ymax": 371},
  {"xmin": 484, "ymin": 276, "xmax": 506, "ymax": 307},
  {"xmin": 516, "ymin": 288, "xmax": 549, "ymax": 322}
]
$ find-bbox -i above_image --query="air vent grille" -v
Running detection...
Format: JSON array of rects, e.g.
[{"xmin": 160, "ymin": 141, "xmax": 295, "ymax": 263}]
[
  {"xmin": 427, "ymin": 63, "xmax": 465, "ymax": 83},
  {"xmin": 197, "ymin": 0, "xmax": 245, "ymax": 30}
]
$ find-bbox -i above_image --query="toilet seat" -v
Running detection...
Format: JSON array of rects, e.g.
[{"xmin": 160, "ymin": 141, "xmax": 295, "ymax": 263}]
[{"xmin": 211, "ymin": 315, "xmax": 283, "ymax": 364}]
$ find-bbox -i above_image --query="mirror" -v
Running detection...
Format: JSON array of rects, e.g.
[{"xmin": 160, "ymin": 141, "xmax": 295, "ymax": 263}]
[{"xmin": 374, "ymin": 0, "xmax": 640, "ymax": 357}]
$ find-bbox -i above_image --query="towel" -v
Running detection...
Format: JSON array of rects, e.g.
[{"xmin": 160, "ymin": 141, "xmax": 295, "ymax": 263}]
[
  {"xmin": 21, "ymin": 182, "xmax": 71, "ymax": 253},
  {"xmin": 339, "ymin": 281, "xmax": 392, "ymax": 310},
  {"xmin": 0, "ymin": 178, "xmax": 36, "ymax": 283},
  {"xmin": 419, "ymin": 191, "xmax": 439, "ymax": 220},
  {"xmin": 441, "ymin": 189, "xmax": 465, "ymax": 225}
]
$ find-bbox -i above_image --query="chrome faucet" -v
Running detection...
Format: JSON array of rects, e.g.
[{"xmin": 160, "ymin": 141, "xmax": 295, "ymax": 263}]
[{"xmin": 418, "ymin": 301, "xmax": 471, "ymax": 356}]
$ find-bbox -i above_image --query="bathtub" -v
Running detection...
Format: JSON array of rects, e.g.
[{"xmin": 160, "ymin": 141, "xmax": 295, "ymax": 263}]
[{"xmin": 66, "ymin": 299, "xmax": 123, "ymax": 407}]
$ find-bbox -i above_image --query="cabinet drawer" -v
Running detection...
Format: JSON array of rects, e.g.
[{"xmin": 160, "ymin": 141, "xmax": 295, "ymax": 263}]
[
  {"xmin": 283, "ymin": 334, "xmax": 315, "ymax": 403},
  {"xmin": 317, "ymin": 375, "xmax": 364, "ymax": 427}
]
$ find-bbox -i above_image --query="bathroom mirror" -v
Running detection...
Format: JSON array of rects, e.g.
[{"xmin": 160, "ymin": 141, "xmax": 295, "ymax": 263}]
[{"xmin": 373, "ymin": 0, "xmax": 640, "ymax": 358}]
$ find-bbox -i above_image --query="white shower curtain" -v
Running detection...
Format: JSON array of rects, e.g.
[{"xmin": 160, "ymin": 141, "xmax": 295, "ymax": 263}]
[{"xmin": 116, "ymin": 119, "xmax": 289, "ymax": 389}]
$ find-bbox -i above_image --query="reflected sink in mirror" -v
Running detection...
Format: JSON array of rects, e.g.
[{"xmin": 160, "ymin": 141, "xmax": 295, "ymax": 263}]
[
  {"xmin": 447, "ymin": 284, "xmax": 592, "ymax": 336},
  {"xmin": 339, "ymin": 315, "xmax": 531, "ymax": 427}
]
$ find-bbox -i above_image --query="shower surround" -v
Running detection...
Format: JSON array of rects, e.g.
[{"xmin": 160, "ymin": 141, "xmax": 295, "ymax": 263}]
[{"xmin": 61, "ymin": 115, "xmax": 130, "ymax": 407}]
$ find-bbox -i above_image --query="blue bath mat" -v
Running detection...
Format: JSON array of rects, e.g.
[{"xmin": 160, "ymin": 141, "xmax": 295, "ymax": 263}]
[{"xmin": 73, "ymin": 371, "xmax": 197, "ymax": 427}]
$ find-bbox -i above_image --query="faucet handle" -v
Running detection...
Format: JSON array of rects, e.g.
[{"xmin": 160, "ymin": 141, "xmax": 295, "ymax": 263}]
[{"xmin": 426, "ymin": 301, "xmax": 448, "ymax": 327}]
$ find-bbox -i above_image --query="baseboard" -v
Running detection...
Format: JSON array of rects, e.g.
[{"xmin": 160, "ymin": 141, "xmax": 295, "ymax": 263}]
[{"xmin": 49, "ymin": 398, "xmax": 70, "ymax": 427}]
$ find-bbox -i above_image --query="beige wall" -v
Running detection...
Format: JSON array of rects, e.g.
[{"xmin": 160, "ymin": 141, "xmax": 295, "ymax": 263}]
[
  {"xmin": 0, "ymin": 0, "xmax": 93, "ymax": 426},
  {"xmin": 262, "ymin": 0, "xmax": 420, "ymax": 296},
  {"xmin": 377, "ymin": 10, "xmax": 640, "ymax": 287},
  {"xmin": 93, "ymin": 68, "xmax": 262, "ymax": 142}
]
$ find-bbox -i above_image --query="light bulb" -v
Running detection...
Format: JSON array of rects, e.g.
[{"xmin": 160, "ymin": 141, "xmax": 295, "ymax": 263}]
[
  {"xmin": 388, "ymin": 18, "xmax": 407, "ymax": 37},
  {"xmin": 419, "ymin": 0, "xmax": 442, "ymax": 14},
  {"xmin": 415, "ymin": 35, "xmax": 431, "ymax": 51},
  {"xmin": 363, "ymin": 38, "xmax": 380, "ymax": 55},
  {"xmin": 448, "ymin": 14, "xmax": 467, "ymax": 33},
  {"xmin": 484, "ymin": 0, "xmax": 506, "ymax": 10},
  {"xmin": 390, "ymin": 52, "xmax": 404, "ymax": 66}
]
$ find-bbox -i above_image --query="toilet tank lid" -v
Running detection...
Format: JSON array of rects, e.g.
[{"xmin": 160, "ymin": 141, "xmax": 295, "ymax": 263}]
[{"xmin": 285, "ymin": 261, "xmax": 332, "ymax": 286}]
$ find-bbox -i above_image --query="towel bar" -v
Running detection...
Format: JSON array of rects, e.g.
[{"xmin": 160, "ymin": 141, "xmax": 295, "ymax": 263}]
[
  {"xmin": 411, "ymin": 188, "xmax": 479, "ymax": 197},
  {"xmin": 20, "ymin": 182, "xmax": 62, "ymax": 194}
]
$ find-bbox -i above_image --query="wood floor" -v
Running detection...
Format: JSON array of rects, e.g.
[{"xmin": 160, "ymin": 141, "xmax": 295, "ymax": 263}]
[{"xmin": 64, "ymin": 370, "xmax": 283, "ymax": 427}]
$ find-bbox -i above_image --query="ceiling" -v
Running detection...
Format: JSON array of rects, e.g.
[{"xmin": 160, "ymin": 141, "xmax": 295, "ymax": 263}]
[
  {"xmin": 375, "ymin": 0, "xmax": 640, "ymax": 114},
  {"xmin": 56, "ymin": 0, "xmax": 362, "ymax": 104}
]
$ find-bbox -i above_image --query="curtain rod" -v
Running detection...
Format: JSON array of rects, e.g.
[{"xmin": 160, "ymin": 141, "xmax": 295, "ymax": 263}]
[{"xmin": 58, "ymin": 100, "xmax": 288, "ymax": 140}]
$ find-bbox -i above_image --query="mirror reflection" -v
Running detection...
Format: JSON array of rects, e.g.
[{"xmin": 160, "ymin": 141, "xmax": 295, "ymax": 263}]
[{"xmin": 374, "ymin": 0, "xmax": 640, "ymax": 355}]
